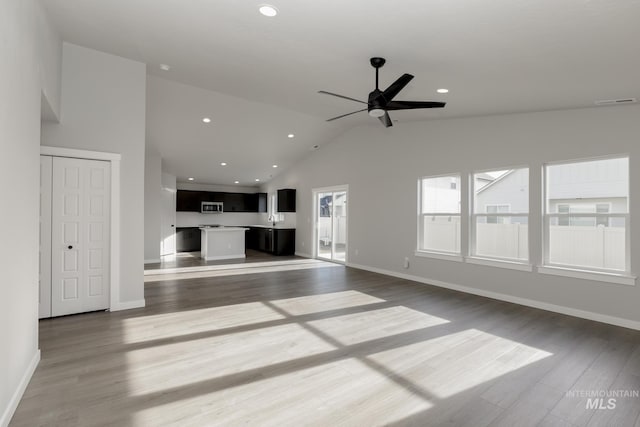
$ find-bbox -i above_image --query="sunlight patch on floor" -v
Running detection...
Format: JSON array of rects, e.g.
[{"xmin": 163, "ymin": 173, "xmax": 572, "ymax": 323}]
[
  {"xmin": 370, "ymin": 328, "xmax": 553, "ymax": 399},
  {"xmin": 121, "ymin": 302, "xmax": 286, "ymax": 344},
  {"xmin": 307, "ymin": 305, "xmax": 450, "ymax": 345},
  {"xmin": 130, "ymin": 357, "xmax": 433, "ymax": 427},
  {"xmin": 125, "ymin": 322, "xmax": 337, "ymax": 397},
  {"xmin": 268, "ymin": 290, "xmax": 386, "ymax": 316}
]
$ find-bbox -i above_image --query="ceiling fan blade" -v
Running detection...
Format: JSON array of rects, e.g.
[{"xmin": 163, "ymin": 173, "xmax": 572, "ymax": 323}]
[
  {"xmin": 326, "ymin": 108, "xmax": 368, "ymax": 122},
  {"xmin": 318, "ymin": 91, "xmax": 369, "ymax": 105},
  {"xmin": 378, "ymin": 111, "xmax": 393, "ymax": 128},
  {"xmin": 386, "ymin": 101, "xmax": 446, "ymax": 110},
  {"xmin": 380, "ymin": 74, "xmax": 414, "ymax": 102}
]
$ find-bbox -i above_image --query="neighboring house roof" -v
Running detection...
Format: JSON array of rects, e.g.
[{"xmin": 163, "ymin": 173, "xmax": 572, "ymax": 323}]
[
  {"xmin": 475, "ymin": 173, "xmax": 494, "ymax": 181},
  {"xmin": 476, "ymin": 170, "xmax": 515, "ymax": 194}
]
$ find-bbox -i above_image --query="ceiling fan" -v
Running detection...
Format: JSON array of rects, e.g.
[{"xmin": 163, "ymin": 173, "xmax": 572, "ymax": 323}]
[{"xmin": 319, "ymin": 57, "xmax": 445, "ymax": 128}]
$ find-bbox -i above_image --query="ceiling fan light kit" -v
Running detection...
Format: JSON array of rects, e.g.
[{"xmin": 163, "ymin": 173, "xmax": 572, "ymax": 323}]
[{"xmin": 319, "ymin": 57, "xmax": 446, "ymax": 128}]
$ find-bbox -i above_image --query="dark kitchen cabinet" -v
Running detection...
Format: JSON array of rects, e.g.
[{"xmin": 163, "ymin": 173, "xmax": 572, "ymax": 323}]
[
  {"xmin": 246, "ymin": 227, "xmax": 295, "ymax": 255},
  {"xmin": 244, "ymin": 193, "xmax": 260, "ymax": 212},
  {"xmin": 277, "ymin": 189, "xmax": 296, "ymax": 212},
  {"xmin": 205, "ymin": 192, "xmax": 225, "ymax": 203},
  {"xmin": 273, "ymin": 229, "xmax": 295, "ymax": 255},
  {"xmin": 245, "ymin": 228, "xmax": 258, "ymax": 250},
  {"xmin": 176, "ymin": 190, "xmax": 205, "ymax": 212},
  {"xmin": 177, "ymin": 190, "xmax": 264, "ymax": 212},
  {"xmin": 222, "ymin": 192, "xmax": 244, "ymax": 212},
  {"xmin": 176, "ymin": 227, "xmax": 201, "ymax": 252},
  {"xmin": 258, "ymin": 228, "xmax": 273, "ymax": 253}
]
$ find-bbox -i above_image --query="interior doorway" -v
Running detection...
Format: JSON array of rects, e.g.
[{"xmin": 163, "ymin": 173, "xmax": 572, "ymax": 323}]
[
  {"xmin": 40, "ymin": 155, "xmax": 111, "ymax": 317},
  {"xmin": 40, "ymin": 146, "xmax": 121, "ymax": 317},
  {"xmin": 160, "ymin": 187, "xmax": 176, "ymax": 256},
  {"xmin": 314, "ymin": 186, "xmax": 348, "ymax": 263}
]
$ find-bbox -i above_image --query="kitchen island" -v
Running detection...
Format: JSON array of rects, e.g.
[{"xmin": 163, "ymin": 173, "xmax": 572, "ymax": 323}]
[{"xmin": 199, "ymin": 226, "xmax": 247, "ymax": 260}]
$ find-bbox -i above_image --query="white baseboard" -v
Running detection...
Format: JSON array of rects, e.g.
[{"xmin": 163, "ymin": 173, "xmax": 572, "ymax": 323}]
[
  {"xmin": 1, "ymin": 349, "xmax": 40, "ymax": 427},
  {"xmin": 347, "ymin": 262, "xmax": 640, "ymax": 331},
  {"xmin": 294, "ymin": 251, "xmax": 311, "ymax": 258},
  {"xmin": 144, "ymin": 259, "xmax": 161, "ymax": 264},
  {"xmin": 110, "ymin": 299, "xmax": 146, "ymax": 312}
]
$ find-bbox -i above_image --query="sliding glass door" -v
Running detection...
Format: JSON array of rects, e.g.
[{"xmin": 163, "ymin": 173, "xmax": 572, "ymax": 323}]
[{"xmin": 315, "ymin": 187, "xmax": 348, "ymax": 263}]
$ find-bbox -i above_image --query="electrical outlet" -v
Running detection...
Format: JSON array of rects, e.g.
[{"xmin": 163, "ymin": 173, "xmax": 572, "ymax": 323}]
[{"xmin": 403, "ymin": 257, "xmax": 410, "ymax": 269}]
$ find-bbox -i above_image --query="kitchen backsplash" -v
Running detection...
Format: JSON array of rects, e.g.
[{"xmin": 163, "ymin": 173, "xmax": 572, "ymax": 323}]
[
  {"xmin": 176, "ymin": 212, "xmax": 262, "ymax": 227},
  {"xmin": 177, "ymin": 211, "xmax": 297, "ymax": 228}
]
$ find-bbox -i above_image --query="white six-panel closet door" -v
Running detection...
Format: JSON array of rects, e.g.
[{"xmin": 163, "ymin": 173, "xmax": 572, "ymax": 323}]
[{"xmin": 50, "ymin": 157, "xmax": 111, "ymax": 317}]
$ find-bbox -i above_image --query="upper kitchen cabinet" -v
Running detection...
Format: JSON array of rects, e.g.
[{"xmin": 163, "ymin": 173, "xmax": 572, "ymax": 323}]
[
  {"xmin": 222, "ymin": 192, "xmax": 244, "ymax": 212},
  {"xmin": 176, "ymin": 190, "xmax": 263, "ymax": 212},
  {"xmin": 245, "ymin": 193, "xmax": 261, "ymax": 212},
  {"xmin": 277, "ymin": 189, "xmax": 296, "ymax": 212},
  {"xmin": 176, "ymin": 190, "xmax": 205, "ymax": 212}
]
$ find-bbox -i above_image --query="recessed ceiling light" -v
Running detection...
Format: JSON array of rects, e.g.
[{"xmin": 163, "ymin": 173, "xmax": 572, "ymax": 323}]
[
  {"xmin": 160, "ymin": 64, "xmax": 170, "ymax": 71},
  {"xmin": 202, "ymin": 117, "xmax": 211, "ymax": 123},
  {"xmin": 234, "ymin": 181, "xmax": 240, "ymax": 184},
  {"xmin": 259, "ymin": 4, "xmax": 278, "ymax": 17},
  {"xmin": 255, "ymin": 178, "xmax": 260, "ymax": 182},
  {"xmin": 437, "ymin": 88, "xmax": 449, "ymax": 94},
  {"xmin": 188, "ymin": 177, "xmax": 195, "ymax": 181},
  {"xmin": 287, "ymin": 134, "xmax": 295, "ymax": 138},
  {"xmin": 220, "ymin": 162, "xmax": 227, "ymax": 166},
  {"xmin": 272, "ymin": 164, "xmax": 278, "ymax": 168}
]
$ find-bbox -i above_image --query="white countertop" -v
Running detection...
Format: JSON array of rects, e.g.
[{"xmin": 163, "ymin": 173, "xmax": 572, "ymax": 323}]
[
  {"xmin": 246, "ymin": 225, "xmax": 296, "ymax": 230},
  {"xmin": 199, "ymin": 226, "xmax": 248, "ymax": 232}
]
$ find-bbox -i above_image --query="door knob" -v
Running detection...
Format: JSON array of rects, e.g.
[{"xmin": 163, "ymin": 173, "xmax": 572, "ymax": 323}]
[{"xmin": 68, "ymin": 245, "xmax": 73, "ymax": 249}]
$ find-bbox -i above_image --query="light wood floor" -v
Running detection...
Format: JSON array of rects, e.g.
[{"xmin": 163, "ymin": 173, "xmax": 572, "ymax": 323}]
[
  {"xmin": 11, "ymin": 263, "xmax": 640, "ymax": 426},
  {"xmin": 145, "ymin": 250, "xmax": 300, "ymax": 270}
]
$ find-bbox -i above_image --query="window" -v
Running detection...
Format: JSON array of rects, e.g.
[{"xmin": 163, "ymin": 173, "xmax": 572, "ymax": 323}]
[
  {"xmin": 269, "ymin": 193, "xmax": 284, "ymax": 222},
  {"xmin": 418, "ymin": 175, "xmax": 461, "ymax": 255},
  {"xmin": 544, "ymin": 156, "xmax": 629, "ymax": 273},
  {"xmin": 472, "ymin": 168, "xmax": 529, "ymax": 262}
]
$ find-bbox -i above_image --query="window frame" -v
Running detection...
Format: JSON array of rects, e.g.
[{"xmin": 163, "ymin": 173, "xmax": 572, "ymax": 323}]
[
  {"xmin": 542, "ymin": 155, "xmax": 631, "ymax": 275},
  {"xmin": 416, "ymin": 173, "xmax": 462, "ymax": 258},
  {"xmin": 469, "ymin": 166, "xmax": 530, "ymax": 264}
]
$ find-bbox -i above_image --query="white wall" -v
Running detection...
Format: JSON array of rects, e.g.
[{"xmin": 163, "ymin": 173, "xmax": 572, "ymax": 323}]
[
  {"xmin": 262, "ymin": 104, "xmax": 640, "ymax": 325},
  {"xmin": 145, "ymin": 149, "xmax": 162, "ymax": 262},
  {"xmin": 162, "ymin": 171, "xmax": 177, "ymax": 191},
  {"xmin": 0, "ymin": 1, "xmax": 60, "ymax": 424},
  {"xmin": 42, "ymin": 43, "xmax": 146, "ymax": 304},
  {"xmin": 35, "ymin": 1, "xmax": 62, "ymax": 121}
]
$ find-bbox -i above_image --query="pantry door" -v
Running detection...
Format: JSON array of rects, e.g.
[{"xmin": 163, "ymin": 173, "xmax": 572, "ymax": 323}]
[{"xmin": 50, "ymin": 157, "xmax": 111, "ymax": 317}]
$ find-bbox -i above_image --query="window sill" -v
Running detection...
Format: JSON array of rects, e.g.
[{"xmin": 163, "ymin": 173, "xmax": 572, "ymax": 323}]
[
  {"xmin": 537, "ymin": 265, "xmax": 636, "ymax": 286},
  {"xmin": 466, "ymin": 257, "xmax": 533, "ymax": 272},
  {"xmin": 415, "ymin": 251, "xmax": 463, "ymax": 262}
]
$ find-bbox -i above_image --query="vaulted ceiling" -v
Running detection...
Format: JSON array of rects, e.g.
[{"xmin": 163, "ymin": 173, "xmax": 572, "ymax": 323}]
[{"xmin": 42, "ymin": 0, "xmax": 640, "ymax": 185}]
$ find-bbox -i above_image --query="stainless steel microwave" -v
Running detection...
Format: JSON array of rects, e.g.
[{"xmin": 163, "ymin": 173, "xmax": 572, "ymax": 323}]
[{"xmin": 201, "ymin": 201, "xmax": 223, "ymax": 213}]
